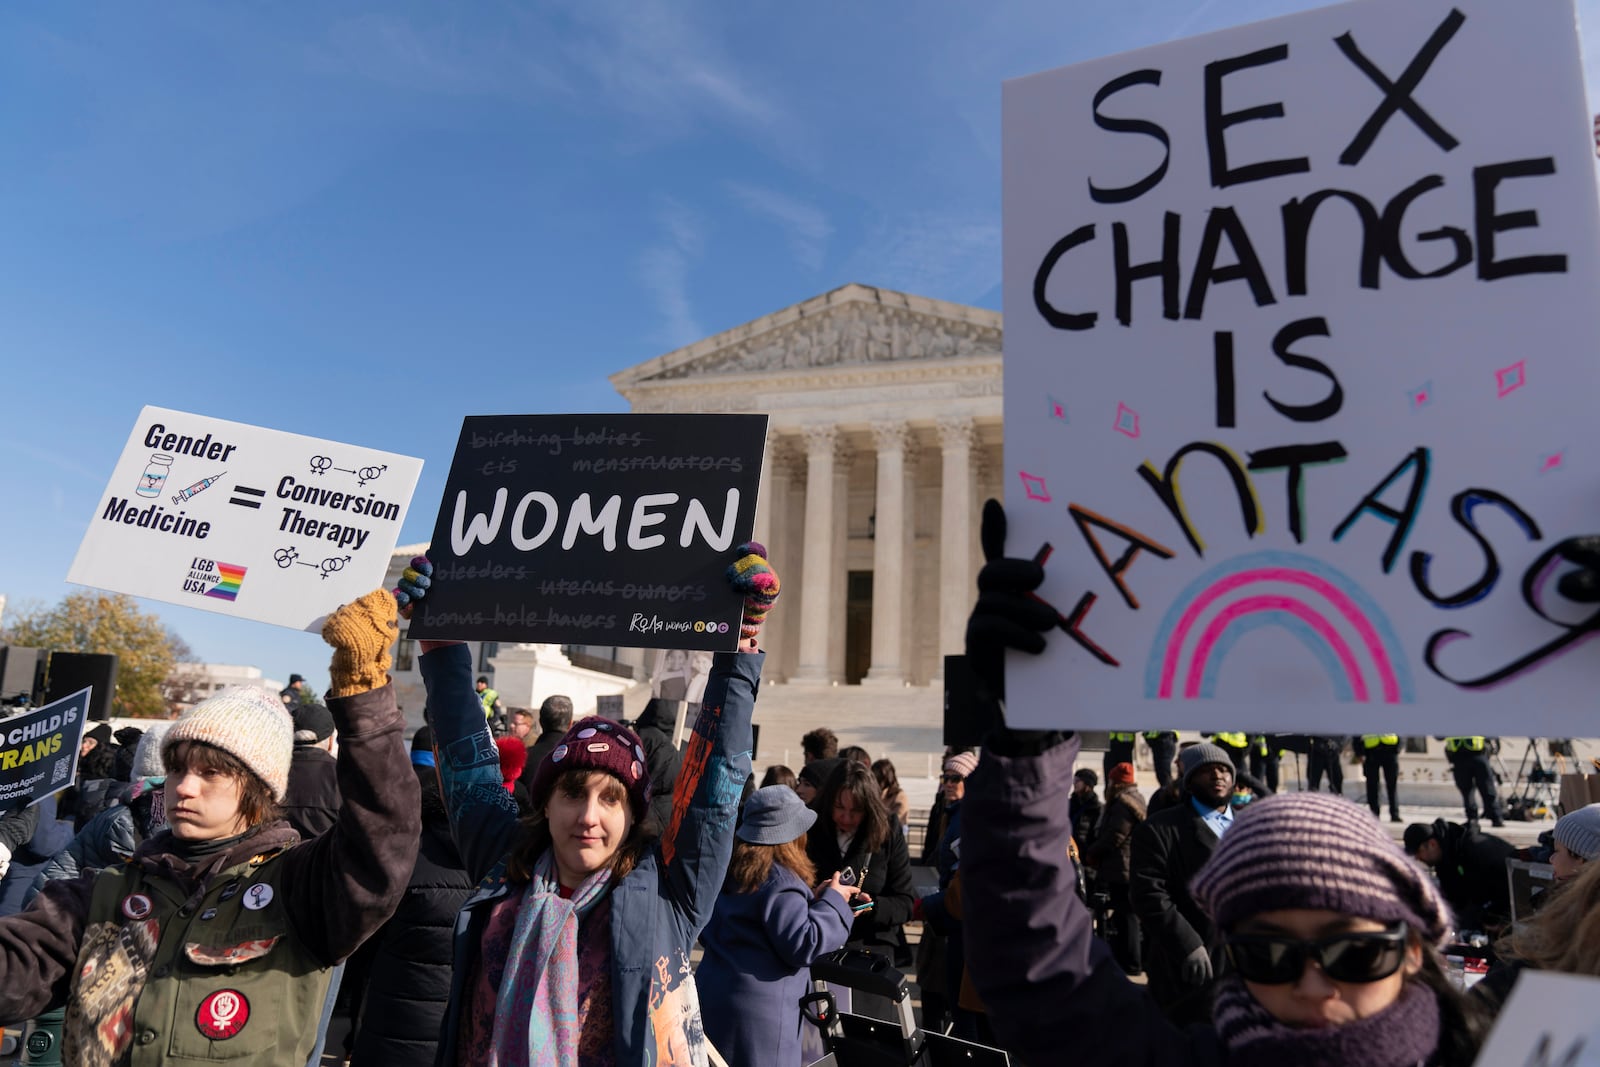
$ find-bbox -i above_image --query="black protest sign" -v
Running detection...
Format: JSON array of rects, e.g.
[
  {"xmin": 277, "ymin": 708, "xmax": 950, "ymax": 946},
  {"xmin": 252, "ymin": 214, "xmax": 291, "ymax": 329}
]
[
  {"xmin": 0, "ymin": 688, "xmax": 89, "ymax": 812},
  {"xmin": 408, "ymin": 414, "xmax": 768, "ymax": 649}
]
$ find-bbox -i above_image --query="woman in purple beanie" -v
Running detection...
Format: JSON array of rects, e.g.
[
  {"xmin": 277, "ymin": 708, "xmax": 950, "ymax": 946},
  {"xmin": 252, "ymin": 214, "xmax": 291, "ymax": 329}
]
[{"xmin": 957, "ymin": 501, "xmax": 1493, "ymax": 1067}]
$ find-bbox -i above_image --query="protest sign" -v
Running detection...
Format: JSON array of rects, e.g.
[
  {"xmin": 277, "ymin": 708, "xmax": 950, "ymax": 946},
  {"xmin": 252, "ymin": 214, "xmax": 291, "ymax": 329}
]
[
  {"xmin": 1001, "ymin": 0, "xmax": 1600, "ymax": 732},
  {"xmin": 1475, "ymin": 971, "xmax": 1600, "ymax": 1066},
  {"xmin": 69, "ymin": 407, "xmax": 423, "ymax": 632},
  {"xmin": 407, "ymin": 414, "xmax": 766, "ymax": 649},
  {"xmin": 0, "ymin": 688, "xmax": 89, "ymax": 812}
]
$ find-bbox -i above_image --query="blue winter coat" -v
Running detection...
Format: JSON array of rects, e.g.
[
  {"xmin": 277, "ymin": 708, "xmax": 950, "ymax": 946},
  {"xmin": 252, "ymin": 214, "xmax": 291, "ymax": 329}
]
[
  {"xmin": 423, "ymin": 643, "xmax": 762, "ymax": 1066},
  {"xmin": 697, "ymin": 862, "xmax": 852, "ymax": 1066}
]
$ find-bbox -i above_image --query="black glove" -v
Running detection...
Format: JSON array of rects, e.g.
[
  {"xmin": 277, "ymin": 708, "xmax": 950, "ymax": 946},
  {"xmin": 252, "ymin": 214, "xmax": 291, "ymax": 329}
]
[{"xmin": 1557, "ymin": 535, "xmax": 1600, "ymax": 602}]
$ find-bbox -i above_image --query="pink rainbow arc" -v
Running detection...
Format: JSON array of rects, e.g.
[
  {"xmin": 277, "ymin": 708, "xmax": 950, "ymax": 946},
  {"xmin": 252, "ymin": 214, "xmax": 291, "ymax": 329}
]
[
  {"xmin": 1184, "ymin": 596, "xmax": 1367, "ymax": 701},
  {"xmin": 1158, "ymin": 567, "xmax": 1402, "ymax": 702}
]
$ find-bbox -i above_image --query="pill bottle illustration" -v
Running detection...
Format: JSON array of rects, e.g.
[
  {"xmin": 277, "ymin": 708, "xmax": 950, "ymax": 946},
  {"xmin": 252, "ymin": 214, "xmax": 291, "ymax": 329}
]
[{"xmin": 137, "ymin": 453, "xmax": 174, "ymax": 498}]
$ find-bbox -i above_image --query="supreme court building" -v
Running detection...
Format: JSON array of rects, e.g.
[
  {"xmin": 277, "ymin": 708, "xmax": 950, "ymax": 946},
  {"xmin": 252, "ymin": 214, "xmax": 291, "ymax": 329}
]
[{"xmin": 607, "ymin": 283, "xmax": 1003, "ymax": 689}]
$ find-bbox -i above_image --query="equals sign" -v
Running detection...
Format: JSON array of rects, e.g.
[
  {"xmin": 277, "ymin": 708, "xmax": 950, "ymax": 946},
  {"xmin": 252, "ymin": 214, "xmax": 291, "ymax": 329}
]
[{"xmin": 229, "ymin": 485, "xmax": 266, "ymax": 509}]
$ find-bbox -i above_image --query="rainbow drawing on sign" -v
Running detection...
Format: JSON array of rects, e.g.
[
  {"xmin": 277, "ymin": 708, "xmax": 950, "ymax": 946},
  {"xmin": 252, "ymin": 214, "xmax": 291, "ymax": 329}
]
[
  {"xmin": 205, "ymin": 563, "xmax": 247, "ymax": 602},
  {"xmin": 1144, "ymin": 550, "xmax": 1413, "ymax": 703}
]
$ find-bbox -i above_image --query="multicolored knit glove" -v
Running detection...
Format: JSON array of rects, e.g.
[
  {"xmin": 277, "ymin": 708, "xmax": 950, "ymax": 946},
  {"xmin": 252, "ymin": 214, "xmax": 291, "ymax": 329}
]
[
  {"xmin": 322, "ymin": 589, "xmax": 399, "ymax": 697},
  {"xmin": 393, "ymin": 555, "xmax": 433, "ymax": 619},
  {"xmin": 727, "ymin": 542, "xmax": 780, "ymax": 641}
]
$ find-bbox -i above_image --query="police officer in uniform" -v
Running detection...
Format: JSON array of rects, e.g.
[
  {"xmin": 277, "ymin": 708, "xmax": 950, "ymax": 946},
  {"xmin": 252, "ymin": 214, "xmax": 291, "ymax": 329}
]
[
  {"xmin": 1359, "ymin": 734, "xmax": 1402, "ymax": 823},
  {"xmin": 1444, "ymin": 736, "xmax": 1504, "ymax": 828},
  {"xmin": 1208, "ymin": 732, "xmax": 1250, "ymax": 773},
  {"xmin": 1105, "ymin": 732, "xmax": 1137, "ymax": 781},
  {"xmin": 1143, "ymin": 731, "xmax": 1179, "ymax": 789},
  {"xmin": 1305, "ymin": 736, "xmax": 1347, "ymax": 794}
]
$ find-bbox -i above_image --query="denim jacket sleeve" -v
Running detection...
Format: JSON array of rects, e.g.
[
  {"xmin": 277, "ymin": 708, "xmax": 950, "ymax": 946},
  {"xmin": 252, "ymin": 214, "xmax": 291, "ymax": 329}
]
[
  {"xmin": 963, "ymin": 732, "xmax": 1205, "ymax": 1067},
  {"xmin": 420, "ymin": 643, "xmax": 522, "ymax": 885},
  {"xmin": 656, "ymin": 650, "xmax": 762, "ymax": 936}
]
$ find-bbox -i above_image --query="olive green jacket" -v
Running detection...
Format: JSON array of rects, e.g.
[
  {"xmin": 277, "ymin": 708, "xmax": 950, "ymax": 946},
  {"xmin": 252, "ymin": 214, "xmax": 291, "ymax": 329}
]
[{"xmin": 0, "ymin": 683, "xmax": 420, "ymax": 1066}]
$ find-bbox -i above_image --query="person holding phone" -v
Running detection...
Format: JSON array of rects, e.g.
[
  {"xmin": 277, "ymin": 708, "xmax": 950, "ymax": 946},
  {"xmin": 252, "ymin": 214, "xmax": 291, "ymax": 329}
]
[{"xmin": 697, "ymin": 786, "xmax": 856, "ymax": 1065}]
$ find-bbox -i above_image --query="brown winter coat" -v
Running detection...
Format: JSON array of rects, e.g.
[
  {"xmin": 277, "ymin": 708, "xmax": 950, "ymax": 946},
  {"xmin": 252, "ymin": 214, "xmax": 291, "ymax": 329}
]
[{"xmin": 1084, "ymin": 785, "xmax": 1147, "ymax": 886}]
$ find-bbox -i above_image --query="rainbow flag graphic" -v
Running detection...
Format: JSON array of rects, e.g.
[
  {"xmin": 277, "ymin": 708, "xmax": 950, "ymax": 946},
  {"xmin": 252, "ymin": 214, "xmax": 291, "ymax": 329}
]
[{"xmin": 205, "ymin": 563, "xmax": 247, "ymax": 602}]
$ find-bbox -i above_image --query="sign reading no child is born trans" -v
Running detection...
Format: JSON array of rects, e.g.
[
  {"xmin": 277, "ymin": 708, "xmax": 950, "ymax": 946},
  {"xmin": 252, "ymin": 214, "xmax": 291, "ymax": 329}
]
[
  {"xmin": 406, "ymin": 414, "xmax": 767, "ymax": 650},
  {"xmin": 1001, "ymin": 0, "xmax": 1600, "ymax": 733}
]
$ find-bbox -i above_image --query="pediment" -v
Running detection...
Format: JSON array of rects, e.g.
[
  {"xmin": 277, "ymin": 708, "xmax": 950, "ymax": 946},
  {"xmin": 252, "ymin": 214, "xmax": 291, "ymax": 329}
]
[{"xmin": 611, "ymin": 284, "xmax": 1002, "ymax": 389}]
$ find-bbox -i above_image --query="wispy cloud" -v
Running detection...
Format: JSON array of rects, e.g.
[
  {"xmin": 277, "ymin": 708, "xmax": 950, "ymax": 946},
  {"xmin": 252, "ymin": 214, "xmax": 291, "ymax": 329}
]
[
  {"xmin": 844, "ymin": 212, "xmax": 1000, "ymax": 304},
  {"xmin": 638, "ymin": 198, "xmax": 706, "ymax": 348},
  {"xmin": 725, "ymin": 182, "xmax": 832, "ymax": 271}
]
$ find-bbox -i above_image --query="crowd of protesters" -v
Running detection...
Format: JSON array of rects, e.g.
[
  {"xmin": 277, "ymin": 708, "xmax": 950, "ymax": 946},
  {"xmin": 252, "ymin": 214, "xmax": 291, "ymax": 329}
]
[{"xmin": 0, "ymin": 520, "xmax": 1594, "ymax": 1067}]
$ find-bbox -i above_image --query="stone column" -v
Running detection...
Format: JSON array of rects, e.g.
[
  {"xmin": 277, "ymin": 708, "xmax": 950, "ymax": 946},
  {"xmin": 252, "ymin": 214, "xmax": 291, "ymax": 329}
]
[
  {"xmin": 938, "ymin": 417, "xmax": 975, "ymax": 666},
  {"xmin": 864, "ymin": 421, "xmax": 911, "ymax": 686},
  {"xmin": 791, "ymin": 425, "xmax": 839, "ymax": 684},
  {"xmin": 763, "ymin": 442, "xmax": 803, "ymax": 682},
  {"xmin": 753, "ymin": 427, "xmax": 780, "ymax": 546}
]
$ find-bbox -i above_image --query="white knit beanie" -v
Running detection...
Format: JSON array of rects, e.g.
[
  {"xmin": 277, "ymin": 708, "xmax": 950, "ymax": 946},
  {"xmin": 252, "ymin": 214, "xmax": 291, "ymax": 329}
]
[
  {"xmin": 1555, "ymin": 802, "xmax": 1600, "ymax": 862},
  {"xmin": 164, "ymin": 686, "xmax": 294, "ymax": 801},
  {"xmin": 131, "ymin": 722, "xmax": 173, "ymax": 781}
]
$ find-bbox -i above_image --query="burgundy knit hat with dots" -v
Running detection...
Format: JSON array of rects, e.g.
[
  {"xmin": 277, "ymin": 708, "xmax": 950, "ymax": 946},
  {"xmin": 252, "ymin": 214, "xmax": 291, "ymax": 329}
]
[
  {"xmin": 1190, "ymin": 792, "xmax": 1453, "ymax": 946},
  {"xmin": 528, "ymin": 716, "xmax": 652, "ymax": 820}
]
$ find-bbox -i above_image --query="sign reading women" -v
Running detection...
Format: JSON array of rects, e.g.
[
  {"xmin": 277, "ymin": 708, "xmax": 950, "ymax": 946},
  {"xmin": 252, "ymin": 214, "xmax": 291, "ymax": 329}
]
[{"xmin": 1001, "ymin": 0, "xmax": 1600, "ymax": 732}]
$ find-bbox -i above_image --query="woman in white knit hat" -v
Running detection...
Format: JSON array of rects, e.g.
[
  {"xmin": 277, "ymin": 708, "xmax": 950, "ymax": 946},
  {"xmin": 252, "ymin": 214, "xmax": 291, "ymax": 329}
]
[
  {"xmin": 0, "ymin": 589, "xmax": 420, "ymax": 1066},
  {"xmin": 1548, "ymin": 802, "xmax": 1600, "ymax": 882}
]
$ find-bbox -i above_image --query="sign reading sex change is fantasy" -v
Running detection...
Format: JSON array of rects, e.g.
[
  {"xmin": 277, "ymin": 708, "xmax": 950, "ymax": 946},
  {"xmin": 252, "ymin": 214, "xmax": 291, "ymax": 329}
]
[
  {"xmin": 1000, "ymin": 0, "xmax": 1600, "ymax": 733},
  {"xmin": 405, "ymin": 414, "xmax": 768, "ymax": 649},
  {"xmin": 0, "ymin": 688, "xmax": 89, "ymax": 813},
  {"xmin": 69, "ymin": 407, "xmax": 424, "ymax": 632}
]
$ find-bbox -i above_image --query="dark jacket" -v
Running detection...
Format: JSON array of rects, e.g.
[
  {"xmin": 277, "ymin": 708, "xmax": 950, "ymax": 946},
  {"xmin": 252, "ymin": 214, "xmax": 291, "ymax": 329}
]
[
  {"xmin": 24, "ymin": 793, "xmax": 153, "ymax": 905},
  {"xmin": 1428, "ymin": 818, "xmax": 1516, "ymax": 929},
  {"xmin": 634, "ymin": 697, "xmax": 683, "ymax": 830},
  {"xmin": 0, "ymin": 797, "xmax": 71, "ymax": 917},
  {"xmin": 805, "ymin": 819, "xmax": 916, "ymax": 960},
  {"xmin": 283, "ymin": 743, "xmax": 342, "ymax": 840},
  {"xmin": 424, "ymin": 643, "xmax": 763, "ymax": 1065},
  {"xmin": 697, "ymin": 862, "xmax": 852, "ymax": 1066},
  {"xmin": 1130, "ymin": 792, "xmax": 1223, "ymax": 1021},
  {"xmin": 963, "ymin": 733, "xmax": 1222, "ymax": 1065},
  {"xmin": 1085, "ymin": 786, "xmax": 1147, "ymax": 886},
  {"xmin": 1071, "ymin": 790, "xmax": 1104, "ymax": 855},
  {"xmin": 350, "ymin": 768, "xmax": 473, "ymax": 1067},
  {"xmin": 0, "ymin": 804, "xmax": 40, "ymax": 854},
  {"xmin": 0, "ymin": 683, "xmax": 421, "ymax": 1067},
  {"xmin": 519, "ymin": 729, "xmax": 563, "ymax": 794}
]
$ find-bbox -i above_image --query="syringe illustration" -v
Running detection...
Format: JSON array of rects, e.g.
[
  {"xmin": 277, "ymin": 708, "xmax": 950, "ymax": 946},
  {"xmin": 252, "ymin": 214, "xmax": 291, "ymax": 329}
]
[{"xmin": 172, "ymin": 472, "xmax": 226, "ymax": 504}]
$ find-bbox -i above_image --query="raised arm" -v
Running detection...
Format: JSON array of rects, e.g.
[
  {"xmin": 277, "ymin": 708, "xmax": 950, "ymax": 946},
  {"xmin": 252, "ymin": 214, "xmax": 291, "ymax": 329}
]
[
  {"xmin": 279, "ymin": 589, "xmax": 422, "ymax": 966},
  {"xmin": 419, "ymin": 641, "xmax": 522, "ymax": 883}
]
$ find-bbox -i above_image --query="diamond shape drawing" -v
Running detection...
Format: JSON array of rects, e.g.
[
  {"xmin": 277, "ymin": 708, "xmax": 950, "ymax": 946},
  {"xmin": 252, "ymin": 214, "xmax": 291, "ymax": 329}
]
[
  {"xmin": 1019, "ymin": 471, "xmax": 1051, "ymax": 502},
  {"xmin": 1113, "ymin": 402, "xmax": 1141, "ymax": 439},
  {"xmin": 1408, "ymin": 381, "xmax": 1434, "ymax": 413},
  {"xmin": 1539, "ymin": 449, "xmax": 1565, "ymax": 474},
  {"xmin": 1495, "ymin": 360, "xmax": 1527, "ymax": 398},
  {"xmin": 1048, "ymin": 395, "xmax": 1069, "ymax": 423}
]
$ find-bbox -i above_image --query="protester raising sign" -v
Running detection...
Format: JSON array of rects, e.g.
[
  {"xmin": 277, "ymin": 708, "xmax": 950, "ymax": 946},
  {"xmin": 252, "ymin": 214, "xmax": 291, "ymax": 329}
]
[
  {"xmin": 0, "ymin": 689, "xmax": 89, "ymax": 813},
  {"xmin": 1001, "ymin": 0, "xmax": 1600, "ymax": 732},
  {"xmin": 406, "ymin": 414, "xmax": 767, "ymax": 649}
]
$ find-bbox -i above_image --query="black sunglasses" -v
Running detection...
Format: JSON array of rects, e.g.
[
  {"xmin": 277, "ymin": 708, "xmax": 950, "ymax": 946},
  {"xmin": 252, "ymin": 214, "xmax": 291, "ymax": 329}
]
[
  {"xmin": 940, "ymin": 773, "xmax": 966, "ymax": 783},
  {"xmin": 1225, "ymin": 922, "xmax": 1410, "ymax": 985}
]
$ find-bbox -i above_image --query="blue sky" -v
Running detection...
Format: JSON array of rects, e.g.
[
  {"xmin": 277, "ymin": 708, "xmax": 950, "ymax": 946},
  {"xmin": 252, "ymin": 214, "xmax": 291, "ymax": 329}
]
[{"xmin": 3, "ymin": 0, "xmax": 1598, "ymax": 697}]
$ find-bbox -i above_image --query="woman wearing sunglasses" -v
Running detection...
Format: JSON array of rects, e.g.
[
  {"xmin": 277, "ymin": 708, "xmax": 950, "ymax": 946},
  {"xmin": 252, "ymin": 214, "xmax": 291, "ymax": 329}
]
[{"xmin": 959, "ymin": 501, "xmax": 1493, "ymax": 1066}]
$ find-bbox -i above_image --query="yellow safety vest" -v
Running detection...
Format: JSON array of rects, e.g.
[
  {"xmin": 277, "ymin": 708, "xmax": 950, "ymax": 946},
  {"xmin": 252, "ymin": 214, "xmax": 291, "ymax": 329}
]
[
  {"xmin": 1362, "ymin": 734, "xmax": 1400, "ymax": 747},
  {"xmin": 1445, "ymin": 737, "xmax": 1485, "ymax": 753},
  {"xmin": 1109, "ymin": 732, "xmax": 1136, "ymax": 742},
  {"xmin": 1214, "ymin": 732, "xmax": 1248, "ymax": 748},
  {"xmin": 1143, "ymin": 731, "xmax": 1174, "ymax": 740}
]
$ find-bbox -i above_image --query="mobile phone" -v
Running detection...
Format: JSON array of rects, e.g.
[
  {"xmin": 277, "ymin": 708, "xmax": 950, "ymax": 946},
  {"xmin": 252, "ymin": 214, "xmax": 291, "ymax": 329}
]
[{"xmin": 851, "ymin": 900, "xmax": 876, "ymax": 914}]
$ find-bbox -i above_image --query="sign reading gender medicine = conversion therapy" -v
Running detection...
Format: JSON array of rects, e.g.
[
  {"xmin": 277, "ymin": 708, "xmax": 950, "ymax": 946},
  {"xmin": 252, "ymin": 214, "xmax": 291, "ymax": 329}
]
[
  {"xmin": 69, "ymin": 406, "xmax": 424, "ymax": 631},
  {"xmin": 0, "ymin": 688, "xmax": 89, "ymax": 813},
  {"xmin": 406, "ymin": 413, "xmax": 767, "ymax": 649},
  {"xmin": 1001, "ymin": 0, "xmax": 1600, "ymax": 734}
]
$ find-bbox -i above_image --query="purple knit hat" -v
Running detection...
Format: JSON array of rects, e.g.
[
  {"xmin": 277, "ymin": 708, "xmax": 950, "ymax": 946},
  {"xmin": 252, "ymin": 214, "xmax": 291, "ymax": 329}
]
[
  {"xmin": 528, "ymin": 716, "xmax": 652, "ymax": 820},
  {"xmin": 1190, "ymin": 792, "xmax": 1453, "ymax": 946}
]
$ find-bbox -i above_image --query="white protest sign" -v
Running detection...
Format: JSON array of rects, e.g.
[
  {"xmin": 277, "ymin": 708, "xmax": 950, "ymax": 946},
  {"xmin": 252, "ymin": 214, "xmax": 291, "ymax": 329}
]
[
  {"xmin": 69, "ymin": 406, "xmax": 423, "ymax": 631},
  {"xmin": 1475, "ymin": 971, "xmax": 1600, "ymax": 1067},
  {"xmin": 1002, "ymin": 0, "xmax": 1600, "ymax": 732}
]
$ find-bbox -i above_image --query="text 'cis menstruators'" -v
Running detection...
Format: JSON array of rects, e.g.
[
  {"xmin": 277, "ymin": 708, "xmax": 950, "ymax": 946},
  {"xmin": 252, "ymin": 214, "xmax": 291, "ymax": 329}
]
[
  {"xmin": 407, "ymin": 412, "xmax": 768, "ymax": 649},
  {"xmin": 1001, "ymin": 0, "xmax": 1600, "ymax": 734}
]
